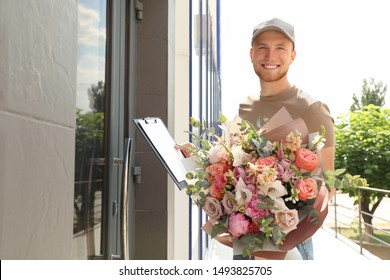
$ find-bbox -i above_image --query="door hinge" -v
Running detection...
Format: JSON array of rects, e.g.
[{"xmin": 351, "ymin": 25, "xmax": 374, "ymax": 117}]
[{"xmin": 135, "ymin": 0, "xmax": 143, "ymax": 20}]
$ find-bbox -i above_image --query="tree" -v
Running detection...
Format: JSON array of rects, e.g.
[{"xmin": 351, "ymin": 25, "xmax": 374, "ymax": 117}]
[
  {"xmin": 74, "ymin": 109, "xmax": 105, "ymax": 233},
  {"xmin": 73, "ymin": 81, "xmax": 106, "ymax": 233},
  {"xmin": 335, "ymin": 105, "xmax": 390, "ymax": 237},
  {"xmin": 88, "ymin": 80, "xmax": 105, "ymax": 113},
  {"xmin": 350, "ymin": 78, "xmax": 387, "ymax": 111}
]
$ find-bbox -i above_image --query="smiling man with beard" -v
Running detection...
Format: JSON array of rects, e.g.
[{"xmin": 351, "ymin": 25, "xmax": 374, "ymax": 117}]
[{"xmin": 239, "ymin": 18, "xmax": 336, "ymax": 260}]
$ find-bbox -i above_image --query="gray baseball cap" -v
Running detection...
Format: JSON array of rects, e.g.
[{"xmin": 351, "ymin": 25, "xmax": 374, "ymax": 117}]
[{"xmin": 251, "ymin": 18, "xmax": 295, "ymax": 47}]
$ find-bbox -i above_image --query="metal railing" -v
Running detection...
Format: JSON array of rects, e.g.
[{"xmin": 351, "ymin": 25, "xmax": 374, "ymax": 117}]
[{"xmin": 328, "ymin": 187, "xmax": 390, "ymax": 258}]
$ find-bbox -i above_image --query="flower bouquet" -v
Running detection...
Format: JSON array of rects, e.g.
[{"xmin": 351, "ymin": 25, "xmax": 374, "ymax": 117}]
[{"xmin": 183, "ymin": 111, "xmax": 332, "ymax": 258}]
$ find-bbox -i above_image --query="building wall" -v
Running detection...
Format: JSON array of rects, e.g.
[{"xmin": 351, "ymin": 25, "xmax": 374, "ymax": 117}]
[
  {"xmin": 134, "ymin": 0, "xmax": 172, "ymax": 259},
  {"xmin": 133, "ymin": 0, "xmax": 190, "ymax": 260},
  {"xmin": 0, "ymin": 0, "xmax": 77, "ymax": 259}
]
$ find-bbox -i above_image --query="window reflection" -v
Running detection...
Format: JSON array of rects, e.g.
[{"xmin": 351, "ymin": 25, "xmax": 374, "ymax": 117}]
[{"xmin": 73, "ymin": 0, "xmax": 106, "ymax": 260}]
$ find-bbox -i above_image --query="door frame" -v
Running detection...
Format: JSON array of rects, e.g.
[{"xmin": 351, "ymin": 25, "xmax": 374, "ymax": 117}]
[{"xmin": 102, "ymin": 0, "xmax": 138, "ymax": 260}]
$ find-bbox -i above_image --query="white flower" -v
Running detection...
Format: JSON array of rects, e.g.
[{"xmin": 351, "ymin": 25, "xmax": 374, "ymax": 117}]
[
  {"xmin": 309, "ymin": 133, "xmax": 326, "ymax": 151},
  {"xmin": 231, "ymin": 145, "xmax": 250, "ymax": 167},
  {"xmin": 258, "ymin": 180, "xmax": 287, "ymax": 199},
  {"xmin": 235, "ymin": 177, "xmax": 252, "ymax": 206},
  {"xmin": 285, "ymin": 195, "xmax": 299, "ymax": 204},
  {"xmin": 272, "ymin": 197, "xmax": 289, "ymax": 211}
]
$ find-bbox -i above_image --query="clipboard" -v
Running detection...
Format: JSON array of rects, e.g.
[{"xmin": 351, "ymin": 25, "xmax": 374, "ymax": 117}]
[{"xmin": 133, "ymin": 117, "xmax": 188, "ymax": 190}]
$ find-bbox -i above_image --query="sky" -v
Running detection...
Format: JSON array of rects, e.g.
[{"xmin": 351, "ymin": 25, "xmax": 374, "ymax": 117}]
[
  {"xmin": 219, "ymin": 0, "xmax": 390, "ymax": 121},
  {"xmin": 76, "ymin": 0, "xmax": 106, "ymax": 112}
]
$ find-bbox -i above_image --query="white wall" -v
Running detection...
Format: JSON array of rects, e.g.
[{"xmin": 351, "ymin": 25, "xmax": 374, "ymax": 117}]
[
  {"xmin": 0, "ymin": 0, "xmax": 77, "ymax": 259},
  {"xmin": 170, "ymin": 0, "xmax": 191, "ymax": 260}
]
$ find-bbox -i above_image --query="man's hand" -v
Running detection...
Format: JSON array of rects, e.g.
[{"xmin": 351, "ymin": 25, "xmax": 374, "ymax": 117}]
[{"xmin": 174, "ymin": 142, "xmax": 196, "ymax": 158}]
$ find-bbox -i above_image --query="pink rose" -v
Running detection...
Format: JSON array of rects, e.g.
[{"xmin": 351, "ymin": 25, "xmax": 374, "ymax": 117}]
[
  {"xmin": 294, "ymin": 148, "xmax": 318, "ymax": 172},
  {"xmin": 295, "ymin": 178, "xmax": 319, "ymax": 201},
  {"xmin": 245, "ymin": 196, "xmax": 271, "ymax": 221},
  {"xmin": 203, "ymin": 197, "xmax": 223, "ymax": 220},
  {"xmin": 222, "ymin": 191, "xmax": 238, "ymax": 215},
  {"xmin": 228, "ymin": 213, "xmax": 250, "ymax": 238},
  {"xmin": 274, "ymin": 209, "xmax": 299, "ymax": 234}
]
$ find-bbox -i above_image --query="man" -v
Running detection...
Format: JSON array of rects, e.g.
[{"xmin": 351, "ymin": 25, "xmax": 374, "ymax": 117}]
[{"xmin": 239, "ymin": 18, "xmax": 335, "ymax": 260}]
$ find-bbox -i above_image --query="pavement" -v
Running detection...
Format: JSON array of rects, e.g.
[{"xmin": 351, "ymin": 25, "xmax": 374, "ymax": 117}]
[{"xmin": 206, "ymin": 225, "xmax": 380, "ymax": 260}]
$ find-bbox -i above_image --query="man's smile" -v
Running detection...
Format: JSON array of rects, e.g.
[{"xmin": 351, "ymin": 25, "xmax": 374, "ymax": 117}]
[{"xmin": 262, "ymin": 64, "xmax": 279, "ymax": 70}]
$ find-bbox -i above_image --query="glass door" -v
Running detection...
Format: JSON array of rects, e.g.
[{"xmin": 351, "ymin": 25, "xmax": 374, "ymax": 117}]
[{"xmin": 73, "ymin": 0, "xmax": 137, "ymax": 260}]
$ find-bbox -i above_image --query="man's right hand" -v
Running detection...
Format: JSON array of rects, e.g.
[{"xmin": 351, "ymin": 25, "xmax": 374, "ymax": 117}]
[{"xmin": 175, "ymin": 142, "xmax": 196, "ymax": 158}]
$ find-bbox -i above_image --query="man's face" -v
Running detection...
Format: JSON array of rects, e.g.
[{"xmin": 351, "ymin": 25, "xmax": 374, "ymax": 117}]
[{"xmin": 250, "ymin": 30, "xmax": 296, "ymax": 83}]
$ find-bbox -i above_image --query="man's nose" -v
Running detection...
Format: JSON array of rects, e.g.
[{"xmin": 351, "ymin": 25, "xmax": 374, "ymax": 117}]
[{"xmin": 264, "ymin": 49, "xmax": 275, "ymax": 60}]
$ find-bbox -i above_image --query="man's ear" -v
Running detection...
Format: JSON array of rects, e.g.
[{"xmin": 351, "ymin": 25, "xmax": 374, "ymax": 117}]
[
  {"xmin": 290, "ymin": 50, "xmax": 296, "ymax": 65},
  {"xmin": 250, "ymin": 48, "xmax": 254, "ymax": 62}
]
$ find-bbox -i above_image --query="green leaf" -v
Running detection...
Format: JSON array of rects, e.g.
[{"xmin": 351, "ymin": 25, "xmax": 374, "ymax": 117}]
[
  {"xmin": 210, "ymin": 223, "xmax": 227, "ymax": 238},
  {"xmin": 334, "ymin": 169, "xmax": 346, "ymax": 176},
  {"xmin": 219, "ymin": 114, "xmax": 228, "ymax": 124}
]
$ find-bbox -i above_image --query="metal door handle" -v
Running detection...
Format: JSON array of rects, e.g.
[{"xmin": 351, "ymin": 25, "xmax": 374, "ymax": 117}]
[{"xmin": 120, "ymin": 138, "xmax": 132, "ymax": 260}]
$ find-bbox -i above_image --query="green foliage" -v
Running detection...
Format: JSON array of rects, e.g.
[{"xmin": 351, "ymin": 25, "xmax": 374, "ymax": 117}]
[
  {"xmin": 240, "ymin": 233, "xmax": 266, "ymax": 257},
  {"xmin": 350, "ymin": 78, "xmax": 387, "ymax": 111},
  {"xmin": 335, "ymin": 104, "xmax": 390, "ymax": 213},
  {"xmin": 74, "ymin": 109, "xmax": 105, "ymax": 183},
  {"xmin": 211, "ymin": 222, "xmax": 228, "ymax": 238},
  {"xmin": 75, "ymin": 109, "xmax": 105, "ymax": 156},
  {"xmin": 323, "ymin": 169, "xmax": 368, "ymax": 194},
  {"xmin": 335, "ymin": 105, "xmax": 390, "ymax": 192}
]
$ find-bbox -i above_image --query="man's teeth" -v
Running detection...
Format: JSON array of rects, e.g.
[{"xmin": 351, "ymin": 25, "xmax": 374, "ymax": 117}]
[{"xmin": 264, "ymin": 65, "xmax": 277, "ymax": 69}]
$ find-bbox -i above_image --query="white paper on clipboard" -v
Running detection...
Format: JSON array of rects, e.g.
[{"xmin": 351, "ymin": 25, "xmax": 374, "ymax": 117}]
[{"xmin": 133, "ymin": 117, "xmax": 188, "ymax": 190}]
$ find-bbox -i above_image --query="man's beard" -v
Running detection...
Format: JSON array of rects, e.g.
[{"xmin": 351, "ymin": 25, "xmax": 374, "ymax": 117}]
[{"xmin": 254, "ymin": 67, "xmax": 289, "ymax": 83}]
